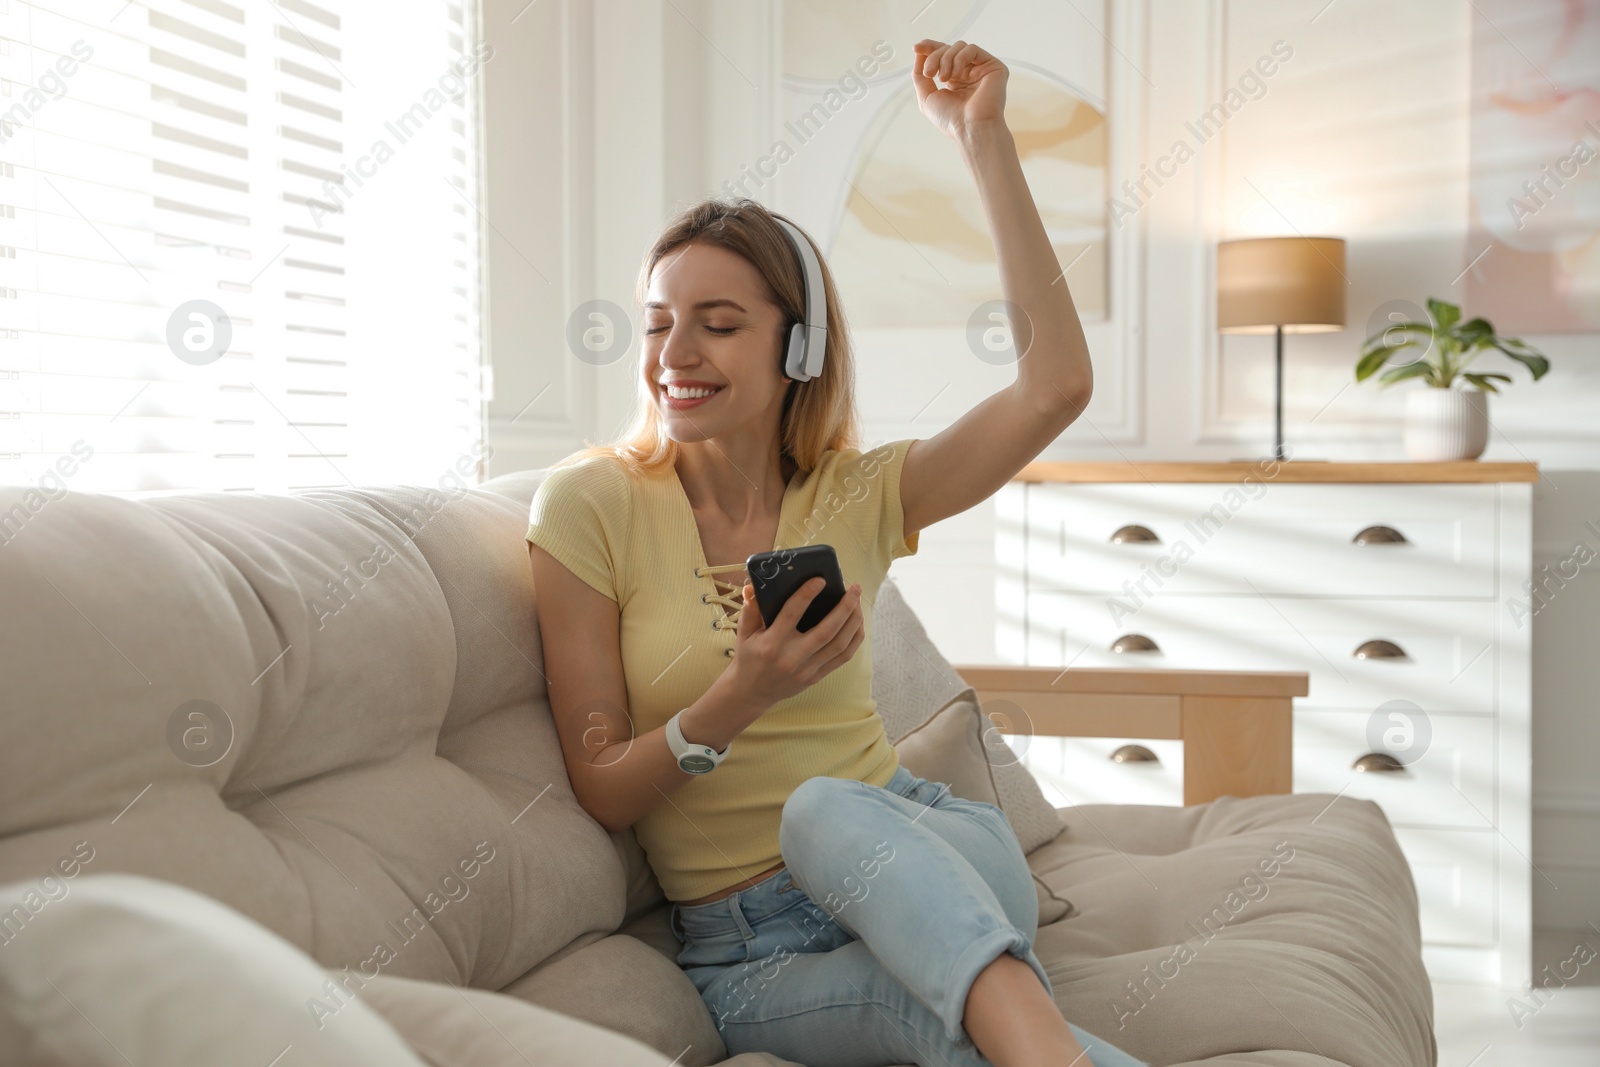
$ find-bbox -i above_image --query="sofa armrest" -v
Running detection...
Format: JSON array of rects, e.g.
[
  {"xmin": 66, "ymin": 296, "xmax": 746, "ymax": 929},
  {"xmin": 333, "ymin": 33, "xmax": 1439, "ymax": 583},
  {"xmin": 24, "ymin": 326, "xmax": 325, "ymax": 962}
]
[{"xmin": 951, "ymin": 665, "xmax": 1308, "ymax": 805}]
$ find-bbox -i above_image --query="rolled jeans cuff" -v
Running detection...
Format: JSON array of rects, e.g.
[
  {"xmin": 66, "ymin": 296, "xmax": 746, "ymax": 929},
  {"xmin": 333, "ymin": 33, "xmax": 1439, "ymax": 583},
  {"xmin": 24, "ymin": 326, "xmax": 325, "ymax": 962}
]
[{"xmin": 940, "ymin": 926, "xmax": 1052, "ymax": 1046}]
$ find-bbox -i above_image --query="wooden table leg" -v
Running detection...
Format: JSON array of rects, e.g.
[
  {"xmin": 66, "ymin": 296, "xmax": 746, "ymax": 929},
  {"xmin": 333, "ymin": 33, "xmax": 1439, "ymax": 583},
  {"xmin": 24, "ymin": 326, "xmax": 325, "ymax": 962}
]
[{"xmin": 1182, "ymin": 695, "xmax": 1293, "ymax": 805}]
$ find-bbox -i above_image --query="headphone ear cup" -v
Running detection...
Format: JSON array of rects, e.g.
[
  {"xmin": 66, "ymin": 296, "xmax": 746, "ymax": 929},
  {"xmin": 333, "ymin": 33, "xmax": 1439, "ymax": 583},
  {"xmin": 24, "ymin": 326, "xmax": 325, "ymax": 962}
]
[{"xmin": 784, "ymin": 322, "xmax": 806, "ymax": 381}]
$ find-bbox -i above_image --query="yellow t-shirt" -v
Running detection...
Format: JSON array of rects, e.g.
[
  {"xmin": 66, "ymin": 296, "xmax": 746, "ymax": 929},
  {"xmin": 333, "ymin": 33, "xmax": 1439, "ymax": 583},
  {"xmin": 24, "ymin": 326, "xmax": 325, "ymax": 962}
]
[{"xmin": 525, "ymin": 438, "xmax": 920, "ymax": 901}]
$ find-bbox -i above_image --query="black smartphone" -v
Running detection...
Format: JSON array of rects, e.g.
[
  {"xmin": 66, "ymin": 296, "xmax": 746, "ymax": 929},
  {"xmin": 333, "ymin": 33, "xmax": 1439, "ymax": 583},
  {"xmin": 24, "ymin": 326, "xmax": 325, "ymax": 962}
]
[{"xmin": 745, "ymin": 544, "xmax": 846, "ymax": 634}]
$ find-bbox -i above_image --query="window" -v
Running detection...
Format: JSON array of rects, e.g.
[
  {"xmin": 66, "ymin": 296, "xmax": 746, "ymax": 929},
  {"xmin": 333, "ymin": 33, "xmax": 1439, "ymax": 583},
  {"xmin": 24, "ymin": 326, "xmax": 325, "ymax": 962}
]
[{"xmin": 0, "ymin": 0, "xmax": 487, "ymax": 497}]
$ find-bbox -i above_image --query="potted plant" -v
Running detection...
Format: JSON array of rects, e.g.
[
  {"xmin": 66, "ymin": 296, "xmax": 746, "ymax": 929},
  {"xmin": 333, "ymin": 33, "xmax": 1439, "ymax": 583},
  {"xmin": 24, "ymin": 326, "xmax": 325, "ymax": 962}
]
[{"xmin": 1355, "ymin": 297, "xmax": 1551, "ymax": 461}]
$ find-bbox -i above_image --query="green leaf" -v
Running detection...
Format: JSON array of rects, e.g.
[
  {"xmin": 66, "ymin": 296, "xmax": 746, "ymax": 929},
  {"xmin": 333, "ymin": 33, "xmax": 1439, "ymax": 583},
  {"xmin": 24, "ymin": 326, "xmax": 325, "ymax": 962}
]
[
  {"xmin": 1463, "ymin": 372, "xmax": 1511, "ymax": 393},
  {"xmin": 1355, "ymin": 348, "xmax": 1386, "ymax": 382},
  {"xmin": 1356, "ymin": 343, "xmax": 1420, "ymax": 381},
  {"xmin": 1492, "ymin": 341, "xmax": 1551, "ymax": 380},
  {"xmin": 1455, "ymin": 319, "xmax": 1495, "ymax": 351},
  {"xmin": 1360, "ymin": 323, "xmax": 1432, "ymax": 351},
  {"xmin": 1377, "ymin": 360, "xmax": 1437, "ymax": 387},
  {"xmin": 1427, "ymin": 297, "xmax": 1462, "ymax": 333},
  {"xmin": 1357, "ymin": 324, "xmax": 1434, "ymax": 383}
]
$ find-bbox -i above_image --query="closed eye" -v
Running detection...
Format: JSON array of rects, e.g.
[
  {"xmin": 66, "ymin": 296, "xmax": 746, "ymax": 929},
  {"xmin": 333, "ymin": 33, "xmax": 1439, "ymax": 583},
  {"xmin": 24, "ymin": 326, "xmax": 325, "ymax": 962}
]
[{"xmin": 644, "ymin": 325, "xmax": 737, "ymax": 336}]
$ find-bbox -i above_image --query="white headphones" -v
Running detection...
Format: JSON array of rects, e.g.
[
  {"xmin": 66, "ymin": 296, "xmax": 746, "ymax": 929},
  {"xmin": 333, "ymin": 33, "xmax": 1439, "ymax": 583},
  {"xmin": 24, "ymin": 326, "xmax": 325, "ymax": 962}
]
[{"xmin": 772, "ymin": 216, "xmax": 827, "ymax": 382}]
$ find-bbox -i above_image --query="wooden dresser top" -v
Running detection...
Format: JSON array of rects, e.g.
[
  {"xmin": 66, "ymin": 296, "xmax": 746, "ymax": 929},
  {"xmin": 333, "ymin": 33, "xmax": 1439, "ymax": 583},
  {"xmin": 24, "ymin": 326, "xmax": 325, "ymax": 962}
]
[{"xmin": 1014, "ymin": 461, "xmax": 1540, "ymax": 484}]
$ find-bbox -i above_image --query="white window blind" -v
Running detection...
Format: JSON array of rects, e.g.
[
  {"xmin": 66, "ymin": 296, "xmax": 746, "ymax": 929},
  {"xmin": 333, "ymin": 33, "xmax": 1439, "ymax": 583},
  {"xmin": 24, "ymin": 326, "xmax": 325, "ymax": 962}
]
[{"xmin": 0, "ymin": 0, "xmax": 486, "ymax": 498}]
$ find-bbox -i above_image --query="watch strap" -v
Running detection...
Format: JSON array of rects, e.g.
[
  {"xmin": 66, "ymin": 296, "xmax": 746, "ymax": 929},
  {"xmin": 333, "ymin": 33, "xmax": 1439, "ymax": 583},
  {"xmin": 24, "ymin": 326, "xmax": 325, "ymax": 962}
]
[{"xmin": 667, "ymin": 709, "xmax": 728, "ymax": 772}]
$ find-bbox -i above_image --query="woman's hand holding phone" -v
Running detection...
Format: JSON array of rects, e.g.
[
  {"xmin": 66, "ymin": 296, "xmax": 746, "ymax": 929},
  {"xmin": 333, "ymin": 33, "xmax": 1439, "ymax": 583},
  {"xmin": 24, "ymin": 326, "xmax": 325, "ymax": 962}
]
[{"xmin": 725, "ymin": 576, "xmax": 865, "ymax": 710}]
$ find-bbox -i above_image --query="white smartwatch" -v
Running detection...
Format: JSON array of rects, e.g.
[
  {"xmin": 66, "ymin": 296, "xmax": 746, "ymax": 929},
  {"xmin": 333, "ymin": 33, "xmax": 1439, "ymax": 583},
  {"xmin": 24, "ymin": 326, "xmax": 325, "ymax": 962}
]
[{"xmin": 666, "ymin": 709, "xmax": 729, "ymax": 774}]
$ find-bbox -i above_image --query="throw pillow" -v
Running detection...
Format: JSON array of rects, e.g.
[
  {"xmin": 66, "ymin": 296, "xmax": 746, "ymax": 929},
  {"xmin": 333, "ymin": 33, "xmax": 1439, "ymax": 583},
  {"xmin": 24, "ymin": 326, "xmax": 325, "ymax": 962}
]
[{"xmin": 0, "ymin": 873, "xmax": 431, "ymax": 1067}]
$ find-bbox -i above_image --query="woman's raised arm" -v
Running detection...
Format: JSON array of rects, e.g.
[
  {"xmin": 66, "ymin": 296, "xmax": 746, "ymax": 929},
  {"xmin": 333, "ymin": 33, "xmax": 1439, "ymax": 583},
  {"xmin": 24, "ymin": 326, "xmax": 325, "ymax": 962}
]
[{"xmin": 899, "ymin": 38, "xmax": 1094, "ymax": 541}]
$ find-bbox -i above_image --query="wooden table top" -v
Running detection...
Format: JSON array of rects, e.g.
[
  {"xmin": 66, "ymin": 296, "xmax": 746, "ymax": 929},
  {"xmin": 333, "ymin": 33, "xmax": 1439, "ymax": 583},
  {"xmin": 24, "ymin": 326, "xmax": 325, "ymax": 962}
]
[{"xmin": 1013, "ymin": 461, "xmax": 1540, "ymax": 484}]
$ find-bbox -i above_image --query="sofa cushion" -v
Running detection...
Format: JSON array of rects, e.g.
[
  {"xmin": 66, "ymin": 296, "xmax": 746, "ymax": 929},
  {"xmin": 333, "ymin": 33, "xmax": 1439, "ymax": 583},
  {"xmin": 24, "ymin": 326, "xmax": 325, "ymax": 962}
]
[
  {"xmin": 502, "ymin": 933, "xmax": 728, "ymax": 1066},
  {"xmin": 0, "ymin": 873, "xmax": 430, "ymax": 1067},
  {"xmin": 871, "ymin": 578, "xmax": 1065, "ymax": 853},
  {"xmin": 1026, "ymin": 792, "xmax": 1435, "ymax": 1067},
  {"xmin": 359, "ymin": 971, "xmax": 704, "ymax": 1067},
  {"xmin": 0, "ymin": 475, "xmax": 627, "ymax": 993},
  {"xmin": 613, "ymin": 826, "xmax": 669, "ymax": 927}
]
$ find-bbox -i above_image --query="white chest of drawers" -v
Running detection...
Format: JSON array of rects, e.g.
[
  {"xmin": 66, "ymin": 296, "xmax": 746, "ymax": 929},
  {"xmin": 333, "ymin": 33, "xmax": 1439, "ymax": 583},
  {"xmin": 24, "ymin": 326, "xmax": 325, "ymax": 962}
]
[{"xmin": 996, "ymin": 462, "xmax": 1536, "ymax": 987}]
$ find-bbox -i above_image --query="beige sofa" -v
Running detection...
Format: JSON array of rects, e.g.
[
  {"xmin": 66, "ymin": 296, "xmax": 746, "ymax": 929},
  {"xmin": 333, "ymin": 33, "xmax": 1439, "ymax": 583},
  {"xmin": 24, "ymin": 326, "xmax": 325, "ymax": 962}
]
[{"xmin": 0, "ymin": 469, "xmax": 1435, "ymax": 1066}]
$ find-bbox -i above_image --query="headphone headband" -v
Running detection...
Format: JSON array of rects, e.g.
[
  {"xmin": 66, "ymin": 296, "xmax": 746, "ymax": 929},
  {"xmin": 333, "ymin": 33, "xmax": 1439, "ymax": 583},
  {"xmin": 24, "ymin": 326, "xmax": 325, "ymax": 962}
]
[{"xmin": 772, "ymin": 216, "xmax": 827, "ymax": 382}]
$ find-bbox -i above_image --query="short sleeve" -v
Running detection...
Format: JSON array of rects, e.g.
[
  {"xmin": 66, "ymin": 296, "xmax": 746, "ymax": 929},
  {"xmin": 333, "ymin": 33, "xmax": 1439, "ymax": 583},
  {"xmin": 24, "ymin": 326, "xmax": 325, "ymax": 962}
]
[
  {"xmin": 525, "ymin": 458, "xmax": 632, "ymax": 603},
  {"xmin": 878, "ymin": 438, "xmax": 920, "ymax": 561},
  {"xmin": 837, "ymin": 437, "xmax": 919, "ymax": 564}
]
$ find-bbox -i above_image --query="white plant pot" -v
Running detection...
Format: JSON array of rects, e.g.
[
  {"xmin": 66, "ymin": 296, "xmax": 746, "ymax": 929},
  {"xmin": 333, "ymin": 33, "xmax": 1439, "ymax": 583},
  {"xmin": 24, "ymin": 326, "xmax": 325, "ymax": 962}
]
[{"xmin": 1403, "ymin": 388, "xmax": 1489, "ymax": 461}]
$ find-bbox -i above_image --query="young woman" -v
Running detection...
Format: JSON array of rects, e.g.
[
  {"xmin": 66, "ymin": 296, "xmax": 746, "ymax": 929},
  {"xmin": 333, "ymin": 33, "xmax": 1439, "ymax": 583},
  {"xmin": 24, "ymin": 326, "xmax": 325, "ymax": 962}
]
[{"xmin": 527, "ymin": 38, "xmax": 1147, "ymax": 1067}]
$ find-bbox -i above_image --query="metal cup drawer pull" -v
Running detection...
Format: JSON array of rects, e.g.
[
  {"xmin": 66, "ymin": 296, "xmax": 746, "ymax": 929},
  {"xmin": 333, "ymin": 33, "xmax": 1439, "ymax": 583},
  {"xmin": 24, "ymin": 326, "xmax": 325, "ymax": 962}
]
[
  {"xmin": 1110, "ymin": 633, "xmax": 1161, "ymax": 654},
  {"xmin": 1110, "ymin": 524, "xmax": 1161, "ymax": 544},
  {"xmin": 1352, "ymin": 752, "xmax": 1406, "ymax": 773},
  {"xmin": 1111, "ymin": 744, "xmax": 1160, "ymax": 764},
  {"xmin": 1353, "ymin": 638, "xmax": 1407, "ymax": 660},
  {"xmin": 1352, "ymin": 525, "xmax": 1408, "ymax": 545}
]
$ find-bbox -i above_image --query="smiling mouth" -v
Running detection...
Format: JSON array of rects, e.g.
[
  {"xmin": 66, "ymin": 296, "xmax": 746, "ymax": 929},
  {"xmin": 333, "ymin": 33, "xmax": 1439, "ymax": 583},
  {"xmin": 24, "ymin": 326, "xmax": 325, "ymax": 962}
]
[{"xmin": 661, "ymin": 384, "xmax": 724, "ymax": 402}]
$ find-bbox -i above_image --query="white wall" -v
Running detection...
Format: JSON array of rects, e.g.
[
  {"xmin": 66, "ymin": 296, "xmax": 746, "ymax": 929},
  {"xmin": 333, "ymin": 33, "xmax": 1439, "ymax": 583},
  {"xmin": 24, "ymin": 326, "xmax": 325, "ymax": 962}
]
[{"xmin": 480, "ymin": 0, "xmax": 1599, "ymax": 926}]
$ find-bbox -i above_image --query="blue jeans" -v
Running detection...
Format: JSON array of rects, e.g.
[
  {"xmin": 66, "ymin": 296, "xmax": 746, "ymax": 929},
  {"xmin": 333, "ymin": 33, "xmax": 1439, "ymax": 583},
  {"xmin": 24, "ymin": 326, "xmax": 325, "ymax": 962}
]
[{"xmin": 668, "ymin": 765, "xmax": 1149, "ymax": 1067}]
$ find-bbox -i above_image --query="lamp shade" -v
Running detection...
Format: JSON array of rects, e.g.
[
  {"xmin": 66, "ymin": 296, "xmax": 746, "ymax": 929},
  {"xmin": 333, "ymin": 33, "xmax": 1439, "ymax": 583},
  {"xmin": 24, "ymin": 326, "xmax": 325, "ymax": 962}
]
[{"xmin": 1217, "ymin": 236, "xmax": 1346, "ymax": 334}]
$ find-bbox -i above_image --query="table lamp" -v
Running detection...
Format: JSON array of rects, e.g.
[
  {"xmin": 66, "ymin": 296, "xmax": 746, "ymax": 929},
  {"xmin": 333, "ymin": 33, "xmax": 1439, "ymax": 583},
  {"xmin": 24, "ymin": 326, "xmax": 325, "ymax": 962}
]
[{"xmin": 1216, "ymin": 236, "xmax": 1346, "ymax": 461}]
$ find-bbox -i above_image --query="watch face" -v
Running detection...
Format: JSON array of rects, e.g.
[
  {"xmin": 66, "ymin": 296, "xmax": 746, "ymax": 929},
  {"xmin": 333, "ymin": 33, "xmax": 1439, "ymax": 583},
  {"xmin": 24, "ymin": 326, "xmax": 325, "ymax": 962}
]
[{"xmin": 680, "ymin": 754, "xmax": 716, "ymax": 774}]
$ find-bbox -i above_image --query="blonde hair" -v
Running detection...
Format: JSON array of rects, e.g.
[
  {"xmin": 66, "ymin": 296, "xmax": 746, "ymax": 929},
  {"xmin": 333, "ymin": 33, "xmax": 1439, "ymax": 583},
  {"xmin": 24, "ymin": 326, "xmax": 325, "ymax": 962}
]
[{"xmin": 550, "ymin": 197, "xmax": 861, "ymax": 480}]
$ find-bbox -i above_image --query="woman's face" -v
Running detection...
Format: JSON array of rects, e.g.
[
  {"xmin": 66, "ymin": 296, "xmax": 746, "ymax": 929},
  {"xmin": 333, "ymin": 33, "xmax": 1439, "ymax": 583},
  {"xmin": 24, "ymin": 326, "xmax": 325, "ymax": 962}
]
[{"xmin": 643, "ymin": 241, "xmax": 792, "ymax": 446}]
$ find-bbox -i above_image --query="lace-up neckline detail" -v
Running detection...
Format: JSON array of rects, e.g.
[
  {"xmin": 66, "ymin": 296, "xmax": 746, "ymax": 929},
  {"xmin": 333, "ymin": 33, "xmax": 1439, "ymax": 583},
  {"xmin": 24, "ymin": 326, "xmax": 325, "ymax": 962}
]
[
  {"xmin": 675, "ymin": 460, "xmax": 803, "ymax": 660},
  {"xmin": 695, "ymin": 562, "xmax": 752, "ymax": 631}
]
